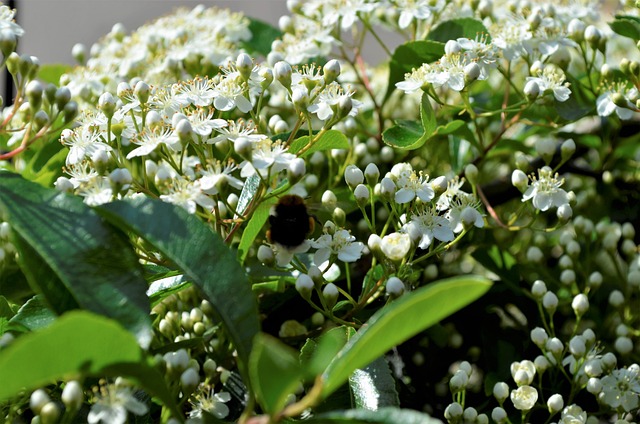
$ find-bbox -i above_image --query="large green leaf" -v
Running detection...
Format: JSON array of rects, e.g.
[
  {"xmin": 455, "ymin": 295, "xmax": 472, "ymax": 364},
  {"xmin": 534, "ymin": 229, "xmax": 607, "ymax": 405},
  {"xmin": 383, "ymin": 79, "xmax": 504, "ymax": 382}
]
[
  {"xmin": 386, "ymin": 40, "xmax": 444, "ymax": 100},
  {"xmin": 299, "ymin": 407, "xmax": 442, "ymax": 423},
  {"xmin": 382, "ymin": 92, "xmax": 437, "ymax": 150},
  {"xmin": 611, "ymin": 15, "xmax": 640, "ymax": 40},
  {"xmin": 428, "ymin": 18, "xmax": 491, "ymax": 43},
  {"xmin": 0, "ymin": 310, "xmax": 181, "ymax": 420},
  {"xmin": 249, "ymin": 332, "xmax": 303, "ymax": 415},
  {"xmin": 349, "ymin": 356, "xmax": 399, "ymax": 410},
  {"xmin": 0, "ymin": 173, "xmax": 151, "ymax": 345},
  {"xmin": 320, "ymin": 276, "xmax": 492, "ymax": 397},
  {"xmin": 8, "ymin": 295, "xmax": 56, "ymax": 332},
  {"xmin": 97, "ymin": 197, "xmax": 260, "ymax": 380},
  {"xmin": 238, "ymin": 198, "xmax": 274, "ymax": 265}
]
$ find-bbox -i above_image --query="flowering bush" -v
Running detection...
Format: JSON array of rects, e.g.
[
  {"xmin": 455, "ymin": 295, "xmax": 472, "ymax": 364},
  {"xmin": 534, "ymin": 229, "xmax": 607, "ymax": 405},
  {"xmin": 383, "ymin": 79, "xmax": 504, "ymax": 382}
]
[{"xmin": 0, "ymin": 0, "xmax": 639, "ymax": 423}]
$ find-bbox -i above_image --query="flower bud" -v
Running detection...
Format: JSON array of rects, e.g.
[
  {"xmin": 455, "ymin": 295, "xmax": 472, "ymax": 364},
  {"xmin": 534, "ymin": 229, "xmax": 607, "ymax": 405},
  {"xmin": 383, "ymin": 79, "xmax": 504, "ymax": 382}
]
[
  {"xmin": 236, "ymin": 53, "xmax": 253, "ymax": 81},
  {"xmin": 354, "ymin": 184, "xmax": 369, "ymax": 207},
  {"xmin": 609, "ymin": 289, "xmax": 624, "ymax": 307},
  {"xmin": 561, "ymin": 138, "xmax": 576, "ymax": 161},
  {"xmin": 464, "ymin": 62, "xmax": 481, "ymax": 82},
  {"xmin": 345, "ymin": 164, "xmax": 364, "ymax": 188},
  {"xmin": 569, "ymin": 335, "xmax": 586, "ymax": 357},
  {"xmin": 386, "ymin": 276, "xmax": 405, "ymax": 298},
  {"xmin": 586, "ymin": 377, "xmax": 602, "ymax": 394},
  {"xmin": 524, "ymin": 80, "xmax": 540, "ymax": 101},
  {"xmin": 274, "ymin": 61, "xmax": 293, "ymax": 89},
  {"xmin": 288, "ymin": 157, "xmax": 306, "ymax": 184},
  {"xmin": 259, "ymin": 66, "xmax": 273, "ymax": 90},
  {"xmin": 568, "ymin": 19, "xmax": 586, "ymax": 41},
  {"xmin": 40, "ymin": 401, "xmax": 60, "ymax": 424},
  {"xmin": 444, "ymin": 402, "xmax": 463, "ymax": 420},
  {"xmin": 71, "ymin": 43, "xmax": 87, "ymax": 65},
  {"xmin": 511, "ymin": 169, "xmax": 528, "ymax": 190},
  {"xmin": 98, "ymin": 92, "xmax": 117, "ymax": 119},
  {"xmin": 134, "ymin": 80, "xmax": 150, "ymax": 104},
  {"xmin": 526, "ymin": 246, "xmax": 544, "ymax": 263},
  {"xmin": 322, "ymin": 190, "xmax": 337, "ymax": 209},
  {"xmin": 295, "ymin": 274, "xmax": 314, "ymax": 299},
  {"xmin": 54, "ymin": 176, "xmax": 75, "ymax": 193},
  {"xmin": 234, "ymin": 136, "xmax": 253, "ymax": 160},
  {"xmin": 531, "ymin": 280, "xmax": 547, "ymax": 298},
  {"xmin": 491, "ymin": 407, "xmax": 507, "ymax": 423},
  {"xmin": 380, "ymin": 177, "xmax": 396, "ymax": 200},
  {"xmin": 30, "ymin": 389, "xmax": 50, "ymax": 415},
  {"xmin": 614, "ymin": 336, "xmax": 633, "ymax": 355},
  {"xmin": 584, "ymin": 25, "xmax": 601, "ymax": 48},
  {"xmin": 109, "ymin": 168, "xmax": 132, "ymax": 193},
  {"xmin": 257, "ymin": 245, "xmax": 275, "ymax": 266},
  {"xmin": 180, "ymin": 368, "xmax": 200, "ymax": 394},
  {"xmin": 323, "ymin": 59, "xmax": 341, "ymax": 84},
  {"xmin": 337, "ymin": 96, "xmax": 353, "ymax": 119},
  {"xmin": 546, "ymin": 337, "xmax": 563, "ymax": 357},
  {"xmin": 63, "ymin": 101, "xmax": 79, "ymax": 123},
  {"xmin": 0, "ymin": 29, "xmax": 17, "ymax": 58},
  {"xmin": 464, "ymin": 163, "xmax": 478, "ymax": 185},
  {"xmin": 493, "ymin": 382, "xmax": 509, "ymax": 403},
  {"xmin": 292, "ymin": 86, "xmax": 309, "ymax": 110},
  {"xmin": 323, "ymin": 283, "xmax": 339, "ymax": 309},
  {"xmin": 445, "ymin": 40, "xmax": 462, "ymax": 55},
  {"xmin": 530, "ymin": 327, "xmax": 548, "ymax": 348},
  {"xmin": 61, "ymin": 381, "xmax": 83, "ymax": 411},
  {"xmin": 26, "ymin": 80, "xmax": 44, "ymax": 112},
  {"xmin": 364, "ymin": 163, "xmax": 379, "ymax": 186},
  {"xmin": 571, "ymin": 293, "xmax": 589, "ymax": 317},
  {"xmin": 547, "ymin": 394, "xmax": 564, "ymax": 413}
]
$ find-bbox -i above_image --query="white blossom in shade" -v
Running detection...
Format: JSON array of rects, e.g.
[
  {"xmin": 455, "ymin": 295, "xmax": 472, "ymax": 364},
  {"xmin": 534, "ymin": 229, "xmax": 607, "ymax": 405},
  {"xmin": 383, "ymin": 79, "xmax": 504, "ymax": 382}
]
[
  {"xmin": 598, "ymin": 366, "xmax": 640, "ymax": 412},
  {"xmin": 522, "ymin": 167, "xmax": 569, "ymax": 212},
  {"xmin": 380, "ymin": 232, "xmax": 412, "ymax": 261},
  {"xmin": 207, "ymin": 119, "xmax": 266, "ymax": 144},
  {"xmin": 446, "ymin": 194, "xmax": 484, "ymax": 233},
  {"xmin": 87, "ymin": 382, "xmax": 148, "ymax": 424},
  {"xmin": 457, "ymin": 35, "xmax": 499, "ymax": 79},
  {"xmin": 198, "ymin": 161, "xmax": 243, "ymax": 195},
  {"xmin": 435, "ymin": 177, "xmax": 464, "ymax": 211},
  {"xmin": 273, "ymin": 241, "xmax": 311, "ymax": 267},
  {"xmin": 174, "ymin": 77, "xmax": 215, "ymax": 107},
  {"xmin": 558, "ymin": 404, "xmax": 587, "ymax": 424},
  {"xmin": 403, "ymin": 207, "xmax": 454, "ymax": 250},
  {"xmin": 240, "ymin": 139, "xmax": 297, "ymax": 178},
  {"xmin": 388, "ymin": 163, "xmax": 434, "ymax": 204},
  {"xmin": 65, "ymin": 161, "xmax": 100, "ymax": 188},
  {"xmin": 311, "ymin": 229, "xmax": 365, "ymax": 265},
  {"xmin": 596, "ymin": 85, "xmax": 639, "ymax": 120},
  {"xmin": 491, "ymin": 18, "xmax": 532, "ymax": 61},
  {"xmin": 187, "ymin": 108, "xmax": 228, "ymax": 138},
  {"xmin": 77, "ymin": 177, "xmax": 113, "ymax": 206},
  {"xmin": 160, "ymin": 178, "xmax": 215, "ymax": 214},
  {"xmin": 61, "ymin": 127, "xmax": 112, "ymax": 166},
  {"xmin": 126, "ymin": 127, "xmax": 180, "ymax": 159},
  {"xmin": 148, "ymin": 85, "xmax": 189, "ymax": 117},
  {"xmin": 525, "ymin": 66, "xmax": 571, "ymax": 102},
  {"xmin": 510, "ymin": 360, "xmax": 536, "ymax": 386},
  {"xmin": 212, "ymin": 75, "xmax": 253, "ymax": 113},
  {"xmin": 188, "ymin": 386, "xmax": 231, "ymax": 420},
  {"xmin": 510, "ymin": 385, "xmax": 538, "ymax": 410}
]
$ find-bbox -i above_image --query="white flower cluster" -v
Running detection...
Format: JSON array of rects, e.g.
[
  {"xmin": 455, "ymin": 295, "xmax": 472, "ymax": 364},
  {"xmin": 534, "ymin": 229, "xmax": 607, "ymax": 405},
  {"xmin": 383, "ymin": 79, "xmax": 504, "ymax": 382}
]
[{"xmin": 512, "ymin": 166, "xmax": 571, "ymax": 216}]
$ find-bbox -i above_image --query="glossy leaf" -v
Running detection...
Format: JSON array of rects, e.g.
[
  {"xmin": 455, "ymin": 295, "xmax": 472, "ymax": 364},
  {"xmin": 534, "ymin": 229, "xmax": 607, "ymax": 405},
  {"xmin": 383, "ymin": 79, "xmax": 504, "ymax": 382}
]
[
  {"xmin": 301, "ymin": 326, "xmax": 352, "ymax": 381},
  {"xmin": 611, "ymin": 15, "xmax": 640, "ymax": 40},
  {"xmin": 320, "ymin": 276, "xmax": 492, "ymax": 397},
  {"xmin": 249, "ymin": 332, "xmax": 303, "ymax": 415},
  {"xmin": 97, "ymin": 197, "xmax": 260, "ymax": 379},
  {"xmin": 349, "ymin": 357, "xmax": 399, "ymax": 410},
  {"xmin": 386, "ymin": 40, "xmax": 444, "ymax": 100},
  {"xmin": 36, "ymin": 64, "xmax": 72, "ymax": 86},
  {"xmin": 238, "ymin": 198, "xmax": 274, "ymax": 264},
  {"xmin": 288, "ymin": 130, "xmax": 350, "ymax": 157},
  {"xmin": 8, "ymin": 295, "xmax": 56, "ymax": 332},
  {"xmin": 382, "ymin": 93, "xmax": 436, "ymax": 150},
  {"xmin": 299, "ymin": 407, "xmax": 442, "ymax": 423},
  {"xmin": 0, "ymin": 173, "xmax": 152, "ymax": 345},
  {"xmin": 428, "ymin": 18, "xmax": 491, "ymax": 43}
]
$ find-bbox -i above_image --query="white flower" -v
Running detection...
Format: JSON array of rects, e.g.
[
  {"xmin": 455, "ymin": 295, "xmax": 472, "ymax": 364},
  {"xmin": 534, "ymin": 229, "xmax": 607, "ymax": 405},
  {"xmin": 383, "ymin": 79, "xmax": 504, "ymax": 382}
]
[
  {"xmin": 380, "ymin": 232, "xmax": 412, "ymax": 261},
  {"xmin": 61, "ymin": 127, "xmax": 112, "ymax": 166},
  {"xmin": 160, "ymin": 178, "xmax": 215, "ymax": 214},
  {"xmin": 272, "ymin": 241, "xmax": 311, "ymax": 267},
  {"xmin": 558, "ymin": 404, "xmax": 587, "ymax": 424},
  {"xmin": 389, "ymin": 163, "xmax": 434, "ymax": 204},
  {"xmin": 187, "ymin": 108, "xmax": 228, "ymax": 138},
  {"xmin": 596, "ymin": 86, "xmax": 638, "ymax": 120},
  {"xmin": 307, "ymin": 82, "xmax": 362, "ymax": 121},
  {"xmin": 311, "ymin": 229, "xmax": 364, "ymax": 265},
  {"xmin": 525, "ymin": 66, "xmax": 571, "ymax": 102},
  {"xmin": 598, "ymin": 365, "xmax": 640, "ymax": 412},
  {"xmin": 240, "ymin": 139, "xmax": 297, "ymax": 178},
  {"xmin": 395, "ymin": 0, "xmax": 440, "ymax": 29},
  {"xmin": 175, "ymin": 77, "xmax": 215, "ymax": 107},
  {"xmin": 88, "ymin": 382, "xmax": 148, "ymax": 424},
  {"xmin": 126, "ymin": 127, "xmax": 180, "ymax": 159},
  {"xmin": 446, "ymin": 194, "xmax": 484, "ymax": 233},
  {"xmin": 522, "ymin": 167, "xmax": 569, "ymax": 212},
  {"xmin": 207, "ymin": 119, "xmax": 266, "ymax": 144},
  {"xmin": 212, "ymin": 75, "xmax": 253, "ymax": 113},
  {"xmin": 510, "ymin": 385, "xmax": 538, "ymax": 410},
  {"xmin": 510, "ymin": 360, "xmax": 536, "ymax": 386},
  {"xmin": 198, "ymin": 161, "xmax": 243, "ymax": 195},
  {"xmin": 188, "ymin": 385, "xmax": 231, "ymax": 420},
  {"xmin": 77, "ymin": 177, "xmax": 113, "ymax": 206},
  {"xmin": 403, "ymin": 207, "xmax": 454, "ymax": 250}
]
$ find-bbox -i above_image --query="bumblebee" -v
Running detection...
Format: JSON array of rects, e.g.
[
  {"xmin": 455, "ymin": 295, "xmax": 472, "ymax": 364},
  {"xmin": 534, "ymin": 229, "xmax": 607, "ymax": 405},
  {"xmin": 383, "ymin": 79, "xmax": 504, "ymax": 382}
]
[{"xmin": 267, "ymin": 194, "xmax": 315, "ymax": 249}]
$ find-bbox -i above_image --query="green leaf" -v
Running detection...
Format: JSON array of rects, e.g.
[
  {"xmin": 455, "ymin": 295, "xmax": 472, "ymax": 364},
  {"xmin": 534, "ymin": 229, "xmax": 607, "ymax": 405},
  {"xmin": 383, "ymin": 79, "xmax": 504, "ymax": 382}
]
[
  {"xmin": 36, "ymin": 64, "xmax": 72, "ymax": 86},
  {"xmin": 300, "ymin": 407, "xmax": 442, "ymax": 423},
  {"xmin": 382, "ymin": 93, "xmax": 436, "ymax": 150},
  {"xmin": 301, "ymin": 326, "xmax": 352, "ymax": 381},
  {"xmin": 236, "ymin": 174, "xmax": 261, "ymax": 217},
  {"xmin": 428, "ymin": 18, "xmax": 491, "ymax": 43},
  {"xmin": 611, "ymin": 15, "xmax": 640, "ymax": 40},
  {"xmin": 0, "ymin": 311, "xmax": 134, "ymax": 397},
  {"xmin": 249, "ymin": 333, "xmax": 303, "ymax": 415},
  {"xmin": 386, "ymin": 40, "xmax": 444, "ymax": 100},
  {"xmin": 97, "ymin": 197, "xmax": 260, "ymax": 381},
  {"xmin": 8, "ymin": 295, "xmax": 56, "ymax": 332},
  {"xmin": 0, "ymin": 173, "xmax": 152, "ymax": 345},
  {"xmin": 0, "ymin": 296, "xmax": 15, "ymax": 320},
  {"xmin": 242, "ymin": 18, "xmax": 283, "ymax": 57},
  {"xmin": 320, "ymin": 276, "xmax": 492, "ymax": 398},
  {"xmin": 349, "ymin": 356, "xmax": 399, "ymax": 409},
  {"xmin": 238, "ymin": 198, "xmax": 275, "ymax": 264},
  {"xmin": 288, "ymin": 130, "xmax": 350, "ymax": 157}
]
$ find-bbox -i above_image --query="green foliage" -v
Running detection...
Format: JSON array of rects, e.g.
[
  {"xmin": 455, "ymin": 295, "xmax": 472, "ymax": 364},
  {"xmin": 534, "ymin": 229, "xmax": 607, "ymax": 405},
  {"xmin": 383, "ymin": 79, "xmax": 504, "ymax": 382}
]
[
  {"xmin": 610, "ymin": 15, "xmax": 640, "ymax": 40},
  {"xmin": 288, "ymin": 130, "xmax": 351, "ymax": 157},
  {"xmin": 242, "ymin": 18, "xmax": 283, "ymax": 57},
  {"xmin": 36, "ymin": 64, "xmax": 72, "ymax": 86},
  {"xmin": 320, "ymin": 276, "xmax": 492, "ymax": 398},
  {"xmin": 0, "ymin": 173, "xmax": 152, "ymax": 344},
  {"xmin": 386, "ymin": 40, "xmax": 444, "ymax": 100},
  {"xmin": 428, "ymin": 18, "xmax": 492, "ymax": 43}
]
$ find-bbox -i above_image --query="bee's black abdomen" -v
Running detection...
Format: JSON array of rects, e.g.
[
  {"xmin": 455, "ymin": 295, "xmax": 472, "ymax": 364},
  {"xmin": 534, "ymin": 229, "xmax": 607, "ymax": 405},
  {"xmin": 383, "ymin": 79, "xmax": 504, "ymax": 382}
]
[{"xmin": 268, "ymin": 195, "xmax": 312, "ymax": 248}]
